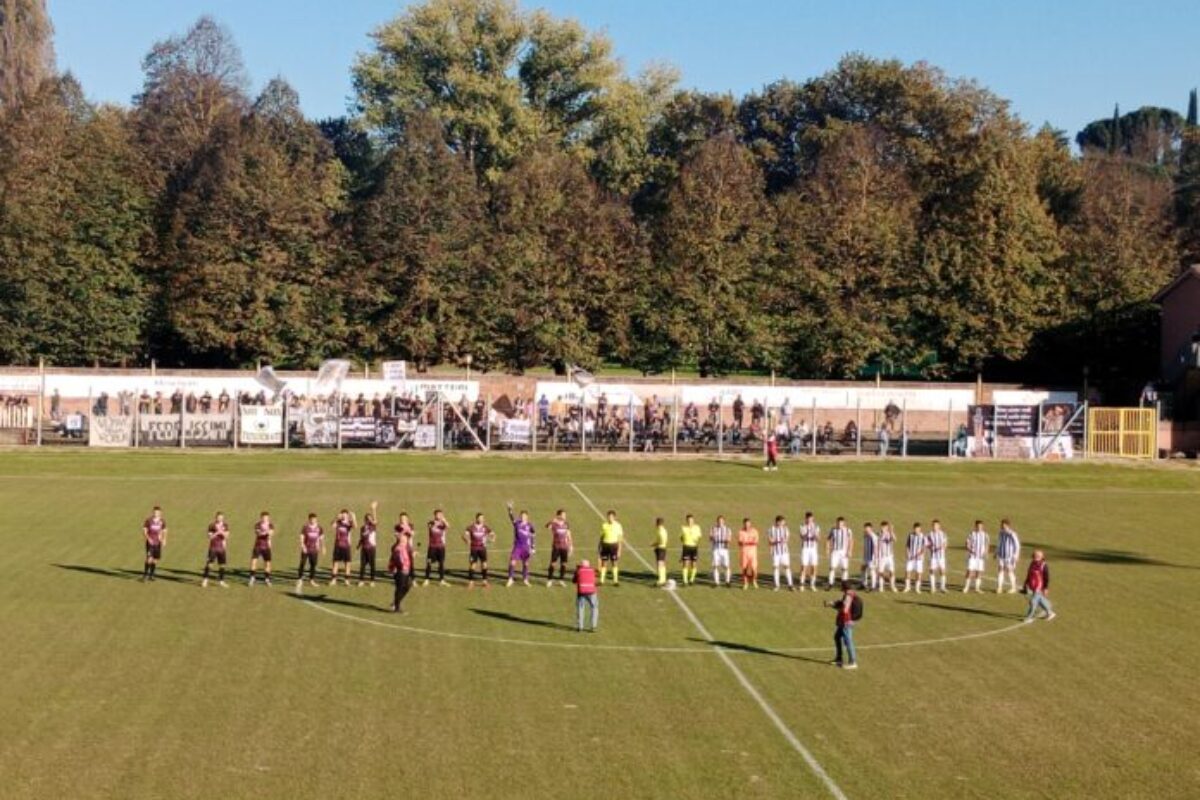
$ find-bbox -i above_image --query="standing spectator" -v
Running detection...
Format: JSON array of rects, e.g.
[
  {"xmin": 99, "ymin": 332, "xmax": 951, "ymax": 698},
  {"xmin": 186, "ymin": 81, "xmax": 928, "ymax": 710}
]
[
  {"xmin": 573, "ymin": 558, "xmax": 599, "ymax": 632},
  {"xmin": 152, "ymin": 392, "xmax": 164, "ymax": 414},
  {"xmin": 218, "ymin": 390, "xmax": 230, "ymax": 413},
  {"xmin": 200, "ymin": 391, "xmax": 213, "ymax": 413},
  {"xmin": 50, "ymin": 389, "xmax": 61, "ymax": 421},
  {"xmin": 185, "ymin": 392, "xmax": 198, "ymax": 414},
  {"xmin": 597, "ymin": 392, "xmax": 608, "ymax": 424},
  {"xmin": 732, "ymin": 395, "xmax": 745, "ymax": 431},
  {"xmin": 826, "ymin": 580, "xmax": 860, "ymax": 669},
  {"xmin": 170, "ymin": 390, "xmax": 183, "ymax": 414},
  {"xmin": 538, "ymin": 394, "xmax": 550, "ymax": 425},
  {"xmin": 878, "ymin": 425, "xmax": 890, "ymax": 456},
  {"xmin": 1022, "ymin": 550, "xmax": 1056, "ymax": 622},
  {"xmin": 118, "ymin": 391, "xmax": 132, "ymax": 417}
]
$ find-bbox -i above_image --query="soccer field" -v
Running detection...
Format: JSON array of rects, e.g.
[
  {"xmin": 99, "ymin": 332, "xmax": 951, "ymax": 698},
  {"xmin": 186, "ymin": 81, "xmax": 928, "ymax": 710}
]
[{"xmin": 2, "ymin": 451, "xmax": 1198, "ymax": 800}]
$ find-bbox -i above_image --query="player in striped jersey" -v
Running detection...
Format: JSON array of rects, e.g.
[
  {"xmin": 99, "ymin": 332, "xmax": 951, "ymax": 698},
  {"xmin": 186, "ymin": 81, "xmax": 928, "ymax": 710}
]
[
  {"xmin": 767, "ymin": 515, "xmax": 794, "ymax": 591},
  {"xmin": 902, "ymin": 523, "xmax": 928, "ymax": 593},
  {"xmin": 329, "ymin": 508, "xmax": 357, "ymax": 587},
  {"xmin": 826, "ymin": 517, "xmax": 853, "ymax": 589},
  {"xmin": 927, "ymin": 519, "xmax": 949, "ymax": 592},
  {"xmin": 860, "ymin": 523, "xmax": 879, "ymax": 591},
  {"xmin": 995, "ymin": 518, "xmax": 1021, "ymax": 594},
  {"xmin": 877, "ymin": 521, "xmax": 898, "ymax": 591},
  {"xmin": 798, "ymin": 512, "xmax": 821, "ymax": 590},
  {"xmin": 356, "ymin": 501, "xmax": 379, "ymax": 587},
  {"xmin": 709, "ymin": 516, "xmax": 732, "ymax": 586},
  {"xmin": 545, "ymin": 510, "xmax": 573, "ymax": 587},
  {"xmin": 964, "ymin": 520, "xmax": 989, "ymax": 593}
]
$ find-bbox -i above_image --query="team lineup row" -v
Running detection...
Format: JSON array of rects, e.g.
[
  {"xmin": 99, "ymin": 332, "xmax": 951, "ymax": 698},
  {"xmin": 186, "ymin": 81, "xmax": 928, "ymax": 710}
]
[{"xmin": 136, "ymin": 504, "xmax": 1035, "ymax": 596}]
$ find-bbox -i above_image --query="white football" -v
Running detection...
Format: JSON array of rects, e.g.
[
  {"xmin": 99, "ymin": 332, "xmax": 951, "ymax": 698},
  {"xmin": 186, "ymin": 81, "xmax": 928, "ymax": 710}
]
[{"xmin": 665, "ymin": 579, "xmax": 677, "ymax": 590}]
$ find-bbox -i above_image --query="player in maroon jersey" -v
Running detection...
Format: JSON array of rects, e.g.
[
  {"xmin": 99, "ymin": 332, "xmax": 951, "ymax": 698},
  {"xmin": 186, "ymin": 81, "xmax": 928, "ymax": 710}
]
[
  {"xmin": 393, "ymin": 511, "xmax": 416, "ymax": 572},
  {"xmin": 248, "ymin": 511, "xmax": 274, "ymax": 586},
  {"xmin": 141, "ymin": 506, "xmax": 168, "ymax": 581},
  {"xmin": 329, "ymin": 508, "xmax": 357, "ymax": 587},
  {"xmin": 463, "ymin": 513, "xmax": 495, "ymax": 588},
  {"xmin": 422, "ymin": 509, "xmax": 450, "ymax": 587},
  {"xmin": 295, "ymin": 513, "xmax": 324, "ymax": 594},
  {"xmin": 545, "ymin": 509, "xmax": 573, "ymax": 587},
  {"xmin": 356, "ymin": 501, "xmax": 380, "ymax": 587},
  {"xmin": 387, "ymin": 533, "xmax": 413, "ymax": 613},
  {"xmin": 201, "ymin": 511, "xmax": 230, "ymax": 588}
]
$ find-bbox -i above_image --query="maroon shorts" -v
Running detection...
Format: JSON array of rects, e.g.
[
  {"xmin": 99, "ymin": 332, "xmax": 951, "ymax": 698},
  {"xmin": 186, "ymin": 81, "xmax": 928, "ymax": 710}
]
[
  {"xmin": 252, "ymin": 544, "xmax": 272, "ymax": 560},
  {"xmin": 333, "ymin": 545, "xmax": 352, "ymax": 563},
  {"xmin": 206, "ymin": 549, "xmax": 227, "ymax": 565},
  {"xmin": 145, "ymin": 542, "xmax": 162, "ymax": 560}
]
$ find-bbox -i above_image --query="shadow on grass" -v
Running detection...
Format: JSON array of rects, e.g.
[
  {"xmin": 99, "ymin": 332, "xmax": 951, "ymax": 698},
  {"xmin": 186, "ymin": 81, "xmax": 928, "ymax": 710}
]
[
  {"xmin": 470, "ymin": 608, "xmax": 576, "ymax": 632},
  {"xmin": 687, "ymin": 637, "xmax": 830, "ymax": 665},
  {"xmin": 52, "ymin": 563, "xmax": 190, "ymax": 584},
  {"xmin": 894, "ymin": 599, "xmax": 1021, "ymax": 620},
  {"xmin": 1041, "ymin": 546, "xmax": 1199, "ymax": 571},
  {"xmin": 284, "ymin": 592, "xmax": 391, "ymax": 614}
]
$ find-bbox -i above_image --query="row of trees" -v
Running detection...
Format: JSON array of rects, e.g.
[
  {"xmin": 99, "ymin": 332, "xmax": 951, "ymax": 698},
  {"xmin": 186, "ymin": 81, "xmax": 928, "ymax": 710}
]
[{"xmin": 0, "ymin": 0, "xmax": 1196, "ymax": 397}]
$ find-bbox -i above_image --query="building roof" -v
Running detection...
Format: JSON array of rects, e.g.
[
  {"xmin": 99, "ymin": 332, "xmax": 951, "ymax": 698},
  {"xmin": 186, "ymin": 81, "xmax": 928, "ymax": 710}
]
[{"xmin": 1154, "ymin": 264, "xmax": 1200, "ymax": 303}]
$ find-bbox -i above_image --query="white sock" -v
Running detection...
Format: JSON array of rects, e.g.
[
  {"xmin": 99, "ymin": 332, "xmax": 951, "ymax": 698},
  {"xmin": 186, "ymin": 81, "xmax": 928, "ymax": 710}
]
[
  {"xmin": 773, "ymin": 568, "xmax": 780, "ymax": 588},
  {"xmin": 785, "ymin": 568, "xmax": 794, "ymax": 587}
]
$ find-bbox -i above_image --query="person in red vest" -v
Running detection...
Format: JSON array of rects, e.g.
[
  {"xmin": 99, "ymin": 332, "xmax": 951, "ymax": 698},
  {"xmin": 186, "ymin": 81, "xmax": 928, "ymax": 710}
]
[
  {"xmin": 764, "ymin": 432, "xmax": 779, "ymax": 472},
  {"xmin": 1022, "ymin": 550, "xmax": 1056, "ymax": 622},
  {"xmin": 573, "ymin": 559, "xmax": 599, "ymax": 632},
  {"xmin": 388, "ymin": 535, "xmax": 413, "ymax": 614}
]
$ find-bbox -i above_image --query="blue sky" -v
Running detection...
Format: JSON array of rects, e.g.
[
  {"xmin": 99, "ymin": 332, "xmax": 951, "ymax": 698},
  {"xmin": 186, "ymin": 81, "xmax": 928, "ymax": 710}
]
[{"xmin": 50, "ymin": 0, "xmax": 1200, "ymax": 139}]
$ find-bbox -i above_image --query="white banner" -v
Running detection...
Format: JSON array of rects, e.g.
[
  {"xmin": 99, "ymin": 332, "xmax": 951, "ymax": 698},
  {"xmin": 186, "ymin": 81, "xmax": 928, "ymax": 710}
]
[
  {"xmin": 137, "ymin": 414, "xmax": 181, "ymax": 446},
  {"xmin": 535, "ymin": 382, "xmax": 646, "ymax": 407},
  {"xmin": 182, "ymin": 413, "xmax": 234, "ymax": 445},
  {"xmin": 88, "ymin": 416, "xmax": 132, "ymax": 447},
  {"xmin": 413, "ymin": 424, "xmax": 437, "ymax": 449},
  {"xmin": 499, "ymin": 418, "xmax": 532, "ymax": 445},
  {"xmin": 239, "ymin": 405, "xmax": 284, "ymax": 445},
  {"xmin": 381, "ymin": 360, "xmax": 407, "ymax": 382},
  {"xmin": 303, "ymin": 413, "xmax": 338, "ymax": 447}
]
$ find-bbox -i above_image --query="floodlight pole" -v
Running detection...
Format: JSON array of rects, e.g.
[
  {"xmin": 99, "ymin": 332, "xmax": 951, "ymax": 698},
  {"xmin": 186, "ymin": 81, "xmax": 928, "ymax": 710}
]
[{"xmin": 36, "ymin": 357, "xmax": 44, "ymax": 447}]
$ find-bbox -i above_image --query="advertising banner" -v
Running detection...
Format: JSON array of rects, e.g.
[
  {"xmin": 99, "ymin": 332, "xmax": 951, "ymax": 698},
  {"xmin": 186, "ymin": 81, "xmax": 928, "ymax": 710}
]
[
  {"xmin": 499, "ymin": 418, "xmax": 532, "ymax": 445},
  {"xmin": 183, "ymin": 414, "xmax": 234, "ymax": 446},
  {"xmin": 965, "ymin": 404, "xmax": 1082, "ymax": 459},
  {"xmin": 239, "ymin": 405, "xmax": 284, "ymax": 445},
  {"xmin": 413, "ymin": 424, "xmax": 437, "ymax": 449},
  {"xmin": 137, "ymin": 414, "xmax": 181, "ymax": 447}
]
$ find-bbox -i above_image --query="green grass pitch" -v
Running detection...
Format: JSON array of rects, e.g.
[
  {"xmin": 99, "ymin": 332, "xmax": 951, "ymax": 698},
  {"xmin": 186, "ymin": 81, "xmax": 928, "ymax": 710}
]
[{"xmin": 1, "ymin": 451, "xmax": 1198, "ymax": 799}]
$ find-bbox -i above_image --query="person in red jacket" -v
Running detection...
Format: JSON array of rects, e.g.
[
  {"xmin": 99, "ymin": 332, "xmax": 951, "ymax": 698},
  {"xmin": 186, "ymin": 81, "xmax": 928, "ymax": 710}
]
[
  {"xmin": 1022, "ymin": 550, "xmax": 1056, "ymax": 622},
  {"xmin": 573, "ymin": 559, "xmax": 599, "ymax": 632},
  {"xmin": 388, "ymin": 536, "xmax": 413, "ymax": 614},
  {"xmin": 764, "ymin": 433, "xmax": 779, "ymax": 472}
]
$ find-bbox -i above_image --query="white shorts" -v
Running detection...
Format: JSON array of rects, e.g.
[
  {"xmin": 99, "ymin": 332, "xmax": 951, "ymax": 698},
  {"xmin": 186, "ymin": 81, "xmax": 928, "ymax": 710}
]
[
  {"xmin": 829, "ymin": 551, "xmax": 849, "ymax": 571},
  {"xmin": 967, "ymin": 556, "xmax": 985, "ymax": 572},
  {"xmin": 906, "ymin": 558, "xmax": 924, "ymax": 575},
  {"xmin": 998, "ymin": 557, "xmax": 1017, "ymax": 569},
  {"xmin": 772, "ymin": 552, "xmax": 791, "ymax": 568},
  {"xmin": 929, "ymin": 552, "xmax": 946, "ymax": 571},
  {"xmin": 801, "ymin": 548, "xmax": 819, "ymax": 567},
  {"xmin": 861, "ymin": 558, "xmax": 877, "ymax": 572},
  {"xmin": 878, "ymin": 556, "xmax": 895, "ymax": 574},
  {"xmin": 712, "ymin": 549, "xmax": 730, "ymax": 568}
]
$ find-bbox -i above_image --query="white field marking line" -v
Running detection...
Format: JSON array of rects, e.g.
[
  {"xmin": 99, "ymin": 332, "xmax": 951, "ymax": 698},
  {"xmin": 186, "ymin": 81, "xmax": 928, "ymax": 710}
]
[
  {"xmin": 0, "ymin": 471, "xmax": 1198, "ymax": 497},
  {"xmin": 301, "ymin": 600, "xmax": 711, "ymax": 653},
  {"xmin": 570, "ymin": 482, "xmax": 849, "ymax": 800},
  {"xmin": 299, "ymin": 591, "xmax": 1026, "ymax": 655}
]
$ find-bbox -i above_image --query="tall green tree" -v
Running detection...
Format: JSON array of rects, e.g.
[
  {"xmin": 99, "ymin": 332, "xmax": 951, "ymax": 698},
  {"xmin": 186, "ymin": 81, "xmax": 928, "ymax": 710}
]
[
  {"xmin": 0, "ymin": 0, "xmax": 53, "ymax": 109},
  {"xmin": 0, "ymin": 79, "xmax": 150, "ymax": 364},
  {"xmin": 351, "ymin": 113, "xmax": 489, "ymax": 369},
  {"xmin": 487, "ymin": 144, "xmax": 645, "ymax": 371},
  {"xmin": 156, "ymin": 79, "xmax": 348, "ymax": 366},
  {"xmin": 1177, "ymin": 89, "xmax": 1200, "ymax": 266},
  {"xmin": 638, "ymin": 133, "xmax": 774, "ymax": 376},
  {"xmin": 773, "ymin": 123, "xmax": 919, "ymax": 377}
]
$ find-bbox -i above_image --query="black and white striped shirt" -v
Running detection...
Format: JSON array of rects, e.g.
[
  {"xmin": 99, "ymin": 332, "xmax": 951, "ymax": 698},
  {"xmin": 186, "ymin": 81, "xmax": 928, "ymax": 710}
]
[
  {"xmin": 799, "ymin": 523, "xmax": 821, "ymax": 550},
  {"xmin": 997, "ymin": 529, "xmax": 1020, "ymax": 561},
  {"xmin": 906, "ymin": 532, "xmax": 928, "ymax": 560},
  {"xmin": 966, "ymin": 530, "xmax": 989, "ymax": 558},
  {"xmin": 862, "ymin": 531, "xmax": 878, "ymax": 562},
  {"xmin": 768, "ymin": 525, "xmax": 790, "ymax": 556},
  {"xmin": 878, "ymin": 530, "xmax": 896, "ymax": 560},
  {"xmin": 710, "ymin": 524, "xmax": 732, "ymax": 552},
  {"xmin": 828, "ymin": 525, "xmax": 852, "ymax": 552},
  {"xmin": 928, "ymin": 529, "xmax": 948, "ymax": 556}
]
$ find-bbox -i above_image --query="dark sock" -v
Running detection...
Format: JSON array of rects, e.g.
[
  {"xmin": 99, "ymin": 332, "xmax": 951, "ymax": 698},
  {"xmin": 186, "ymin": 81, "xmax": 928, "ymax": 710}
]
[
  {"xmin": 203, "ymin": 564, "xmax": 210, "ymax": 579},
  {"xmin": 218, "ymin": 567, "xmax": 225, "ymax": 581}
]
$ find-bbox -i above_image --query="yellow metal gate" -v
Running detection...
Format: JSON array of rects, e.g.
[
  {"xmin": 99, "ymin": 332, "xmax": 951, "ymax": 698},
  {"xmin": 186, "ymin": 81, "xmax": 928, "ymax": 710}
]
[{"xmin": 1086, "ymin": 408, "xmax": 1158, "ymax": 458}]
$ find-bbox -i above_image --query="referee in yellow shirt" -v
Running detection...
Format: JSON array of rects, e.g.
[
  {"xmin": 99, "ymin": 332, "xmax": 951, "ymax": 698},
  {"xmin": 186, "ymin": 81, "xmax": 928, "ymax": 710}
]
[
  {"xmin": 680, "ymin": 514, "xmax": 703, "ymax": 586},
  {"xmin": 650, "ymin": 517, "xmax": 669, "ymax": 586},
  {"xmin": 599, "ymin": 510, "xmax": 624, "ymax": 585}
]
